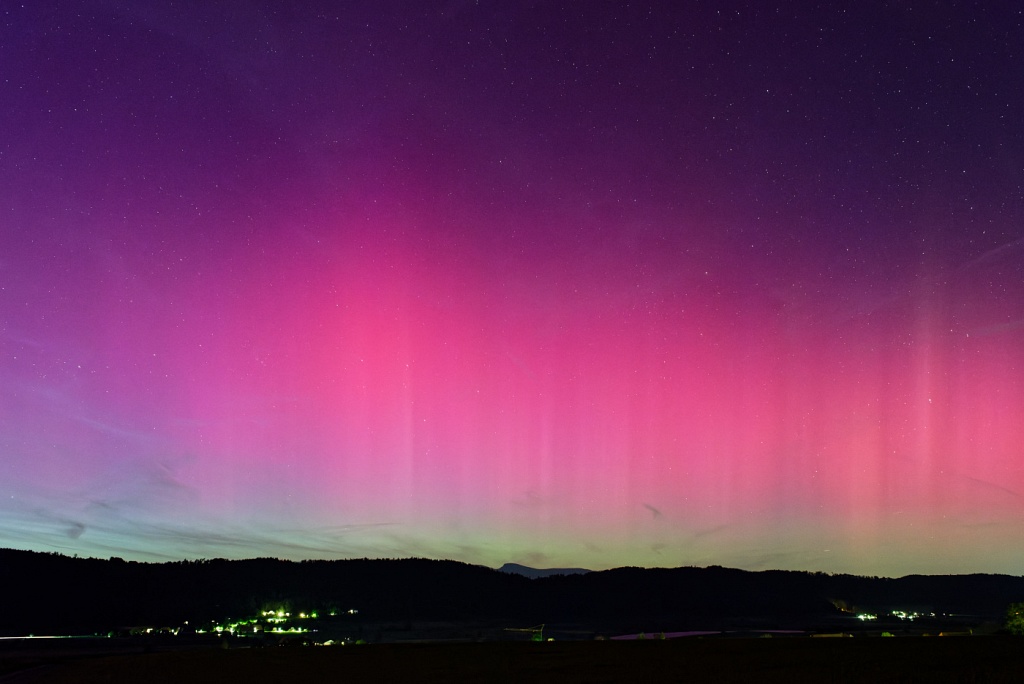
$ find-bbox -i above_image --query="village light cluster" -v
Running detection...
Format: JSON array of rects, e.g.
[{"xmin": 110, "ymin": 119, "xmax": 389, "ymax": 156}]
[
  {"xmin": 192, "ymin": 606, "xmax": 358, "ymax": 637},
  {"xmin": 857, "ymin": 610, "xmax": 936, "ymax": 622}
]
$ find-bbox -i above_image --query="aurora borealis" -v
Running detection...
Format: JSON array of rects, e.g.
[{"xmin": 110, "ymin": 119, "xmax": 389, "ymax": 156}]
[{"xmin": 2, "ymin": 2, "xmax": 1023, "ymax": 576}]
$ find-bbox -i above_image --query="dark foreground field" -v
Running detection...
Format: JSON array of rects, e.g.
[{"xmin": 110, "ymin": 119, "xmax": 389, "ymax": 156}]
[{"xmin": 6, "ymin": 637, "xmax": 1024, "ymax": 684}]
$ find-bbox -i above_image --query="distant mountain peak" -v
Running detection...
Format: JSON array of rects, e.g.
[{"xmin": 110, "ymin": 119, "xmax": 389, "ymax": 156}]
[{"xmin": 498, "ymin": 562, "xmax": 591, "ymax": 578}]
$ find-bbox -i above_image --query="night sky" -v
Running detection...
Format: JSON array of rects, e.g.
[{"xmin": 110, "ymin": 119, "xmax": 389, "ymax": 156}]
[{"xmin": 2, "ymin": 2, "xmax": 1023, "ymax": 576}]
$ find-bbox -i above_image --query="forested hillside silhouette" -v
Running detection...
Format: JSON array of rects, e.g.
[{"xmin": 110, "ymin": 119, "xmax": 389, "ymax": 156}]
[{"xmin": 2, "ymin": 549, "xmax": 1021, "ymax": 636}]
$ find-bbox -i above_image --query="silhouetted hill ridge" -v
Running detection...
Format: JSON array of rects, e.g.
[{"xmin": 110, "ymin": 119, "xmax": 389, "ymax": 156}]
[
  {"xmin": 1, "ymin": 549, "xmax": 1020, "ymax": 635},
  {"xmin": 498, "ymin": 562, "xmax": 591, "ymax": 578}
]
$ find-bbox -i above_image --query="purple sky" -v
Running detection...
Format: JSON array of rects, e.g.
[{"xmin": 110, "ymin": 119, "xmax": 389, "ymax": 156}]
[{"xmin": 2, "ymin": 2, "xmax": 1023, "ymax": 576}]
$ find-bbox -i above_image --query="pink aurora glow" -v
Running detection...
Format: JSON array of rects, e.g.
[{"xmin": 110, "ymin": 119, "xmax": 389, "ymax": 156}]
[{"xmin": 2, "ymin": 2, "xmax": 1023, "ymax": 576}]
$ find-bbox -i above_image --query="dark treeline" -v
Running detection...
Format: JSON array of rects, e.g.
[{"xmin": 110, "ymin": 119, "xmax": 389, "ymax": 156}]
[{"xmin": 1, "ymin": 549, "xmax": 1021, "ymax": 635}]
